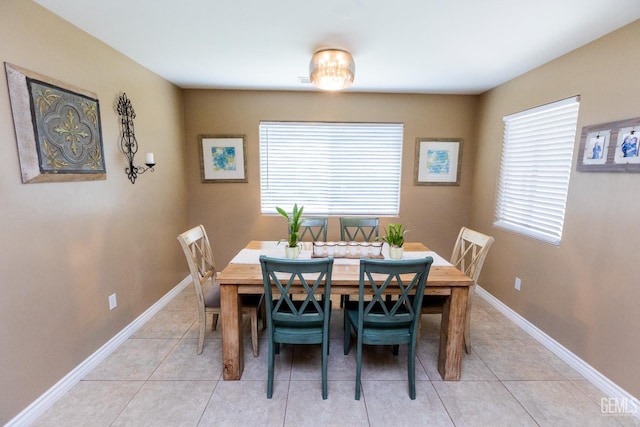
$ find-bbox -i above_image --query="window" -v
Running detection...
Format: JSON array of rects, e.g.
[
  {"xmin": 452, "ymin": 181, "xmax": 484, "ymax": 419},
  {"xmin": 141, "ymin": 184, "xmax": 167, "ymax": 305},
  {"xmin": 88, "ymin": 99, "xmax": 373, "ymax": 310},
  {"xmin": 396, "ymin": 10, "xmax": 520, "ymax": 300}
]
[
  {"xmin": 259, "ymin": 121, "xmax": 403, "ymax": 215},
  {"xmin": 494, "ymin": 96, "xmax": 580, "ymax": 245}
]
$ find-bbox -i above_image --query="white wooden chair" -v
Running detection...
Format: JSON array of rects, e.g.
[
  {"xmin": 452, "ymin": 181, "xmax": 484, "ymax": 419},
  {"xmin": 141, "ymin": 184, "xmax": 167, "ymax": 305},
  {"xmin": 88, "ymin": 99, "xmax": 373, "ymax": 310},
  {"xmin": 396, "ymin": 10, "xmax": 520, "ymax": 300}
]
[
  {"xmin": 420, "ymin": 227, "xmax": 494, "ymax": 353},
  {"xmin": 178, "ymin": 225, "xmax": 263, "ymax": 356}
]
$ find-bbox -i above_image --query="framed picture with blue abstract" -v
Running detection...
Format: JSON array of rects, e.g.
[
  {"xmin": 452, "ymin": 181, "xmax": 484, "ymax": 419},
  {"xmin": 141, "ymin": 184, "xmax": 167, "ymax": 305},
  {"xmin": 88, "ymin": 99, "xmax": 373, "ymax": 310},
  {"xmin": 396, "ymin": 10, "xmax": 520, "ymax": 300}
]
[
  {"xmin": 198, "ymin": 134, "xmax": 247, "ymax": 183},
  {"xmin": 414, "ymin": 137, "xmax": 463, "ymax": 186}
]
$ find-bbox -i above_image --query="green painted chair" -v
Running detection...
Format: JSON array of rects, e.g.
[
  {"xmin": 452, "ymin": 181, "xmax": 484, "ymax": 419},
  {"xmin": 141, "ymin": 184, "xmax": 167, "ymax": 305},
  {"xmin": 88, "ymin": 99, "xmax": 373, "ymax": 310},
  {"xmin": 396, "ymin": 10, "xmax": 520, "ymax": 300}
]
[
  {"xmin": 295, "ymin": 217, "xmax": 328, "ymax": 241},
  {"xmin": 339, "ymin": 217, "xmax": 379, "ymax": 242},
  {"xmin": 344, "ymin": 257, "xmax": 433, "ymax": 400},
  {"xmin": 259, "ymin": 255, "xmax": 334, "ymax": 399}
]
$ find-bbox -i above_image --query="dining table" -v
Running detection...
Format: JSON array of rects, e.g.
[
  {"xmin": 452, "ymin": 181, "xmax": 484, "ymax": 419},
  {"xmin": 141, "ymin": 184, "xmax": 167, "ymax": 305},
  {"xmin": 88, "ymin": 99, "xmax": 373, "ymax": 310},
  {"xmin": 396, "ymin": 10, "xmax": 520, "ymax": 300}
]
[{"xmin": 216, "ymin": 240, "xmax": 474, "ymax": 381}]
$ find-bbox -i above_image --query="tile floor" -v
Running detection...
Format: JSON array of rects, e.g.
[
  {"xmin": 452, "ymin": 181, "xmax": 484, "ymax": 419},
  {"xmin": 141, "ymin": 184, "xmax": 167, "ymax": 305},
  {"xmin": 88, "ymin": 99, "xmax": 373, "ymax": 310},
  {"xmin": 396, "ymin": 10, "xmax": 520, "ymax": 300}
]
[{"xmin": 34, "ymin": 287, "xmax": 639, "ymax": 426}]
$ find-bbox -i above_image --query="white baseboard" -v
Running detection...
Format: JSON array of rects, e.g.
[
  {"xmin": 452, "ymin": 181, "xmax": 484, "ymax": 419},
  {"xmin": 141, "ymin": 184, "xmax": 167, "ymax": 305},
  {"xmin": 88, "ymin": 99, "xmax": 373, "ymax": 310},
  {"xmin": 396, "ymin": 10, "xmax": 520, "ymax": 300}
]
[
  {"xmin": 7, "ymin": 277, "xmax": 191, "ymax": 427},
  {"xmin": 476, "ymin": 285, "xmax": 639, "ymax": 420}
]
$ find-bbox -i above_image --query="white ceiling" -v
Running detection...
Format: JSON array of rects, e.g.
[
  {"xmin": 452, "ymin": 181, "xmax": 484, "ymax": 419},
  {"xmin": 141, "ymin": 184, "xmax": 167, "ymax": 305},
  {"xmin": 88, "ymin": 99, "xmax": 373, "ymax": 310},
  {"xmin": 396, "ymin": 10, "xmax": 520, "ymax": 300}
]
[{"xmin": 35, "ymin": 0, "xmax": 640, "ymax": 94}]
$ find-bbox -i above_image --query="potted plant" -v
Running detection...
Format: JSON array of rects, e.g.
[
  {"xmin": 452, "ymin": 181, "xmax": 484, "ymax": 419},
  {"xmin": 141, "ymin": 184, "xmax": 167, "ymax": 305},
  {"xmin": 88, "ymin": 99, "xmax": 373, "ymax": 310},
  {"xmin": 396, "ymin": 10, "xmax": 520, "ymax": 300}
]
[
  {"xmin": 276, "ymin": 203, "xmax": 304, "ymax": 259},
  {"xmin": 381, "ymin": 223, "xmax": 408, "ymax": 259}
]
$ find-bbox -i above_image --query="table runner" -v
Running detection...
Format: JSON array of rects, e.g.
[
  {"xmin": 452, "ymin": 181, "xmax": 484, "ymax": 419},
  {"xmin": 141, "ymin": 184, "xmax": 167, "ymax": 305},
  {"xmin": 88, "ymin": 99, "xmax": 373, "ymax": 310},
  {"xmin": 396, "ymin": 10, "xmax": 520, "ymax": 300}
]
[{"xmin": 229, "ymin": 242, "xmax": 451, "ymax": 266}]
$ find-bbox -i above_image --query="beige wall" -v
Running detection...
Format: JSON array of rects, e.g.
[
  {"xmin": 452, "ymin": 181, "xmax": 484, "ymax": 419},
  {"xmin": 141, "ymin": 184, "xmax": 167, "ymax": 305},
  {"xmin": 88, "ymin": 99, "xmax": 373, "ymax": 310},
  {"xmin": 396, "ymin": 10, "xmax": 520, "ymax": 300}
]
[
  {"xmin": 183, "ymin": 90, "xmax": 478, "ymax": 266},
  {"xmin": 472, "ymin": 20, "xmax": 640, "ymax": 397},
  {"xmin": 0, "ymin": 1, "xmax": 189, "ymax": 421}
]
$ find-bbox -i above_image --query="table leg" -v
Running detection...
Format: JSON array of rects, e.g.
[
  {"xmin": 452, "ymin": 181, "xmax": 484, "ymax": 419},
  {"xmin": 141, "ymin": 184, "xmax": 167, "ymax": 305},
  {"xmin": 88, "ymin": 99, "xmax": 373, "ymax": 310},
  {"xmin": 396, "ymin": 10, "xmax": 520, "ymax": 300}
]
[
  {"xmin": 221, "ymin": 284, "xmax": 244, "ymax": 380},
  {"xmin": 438, "ymin": 286, "xmax": 468, "ymax": 380}
]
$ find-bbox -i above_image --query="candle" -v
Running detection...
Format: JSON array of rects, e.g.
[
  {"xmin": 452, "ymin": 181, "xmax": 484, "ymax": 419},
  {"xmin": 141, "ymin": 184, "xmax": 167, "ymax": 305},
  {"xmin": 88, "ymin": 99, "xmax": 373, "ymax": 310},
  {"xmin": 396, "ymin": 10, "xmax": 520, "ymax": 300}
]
[{"xmin": 145, "ymin": 152, "xmax": 155, "ymax": 164}]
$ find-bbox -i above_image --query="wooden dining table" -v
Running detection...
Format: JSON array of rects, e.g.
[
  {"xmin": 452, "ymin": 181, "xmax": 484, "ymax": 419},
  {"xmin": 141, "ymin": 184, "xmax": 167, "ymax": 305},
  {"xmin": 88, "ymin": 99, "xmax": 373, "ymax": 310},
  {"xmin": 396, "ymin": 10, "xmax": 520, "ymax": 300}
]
[{"xmin": 216, "ymin": 241, "xmax": 474, "ymax": 381}]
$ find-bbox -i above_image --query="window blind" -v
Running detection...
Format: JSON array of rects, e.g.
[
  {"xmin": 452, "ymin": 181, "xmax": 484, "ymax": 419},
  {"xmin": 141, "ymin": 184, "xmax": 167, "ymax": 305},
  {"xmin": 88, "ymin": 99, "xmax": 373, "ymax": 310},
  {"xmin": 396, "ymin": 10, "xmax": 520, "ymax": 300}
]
[
  {"xmin": 259, "ymin": 121, "xmax": 403, "ymax": 215},
  {"xmin": 494, "ymin": 96, "xmax": 580, "ymax": 245}
]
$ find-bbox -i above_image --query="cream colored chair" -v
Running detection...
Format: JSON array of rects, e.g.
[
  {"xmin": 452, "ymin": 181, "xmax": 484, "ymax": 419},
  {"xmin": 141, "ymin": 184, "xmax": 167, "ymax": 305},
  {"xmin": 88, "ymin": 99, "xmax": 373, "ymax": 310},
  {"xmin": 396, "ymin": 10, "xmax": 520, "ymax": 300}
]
[
  {"xmin": 178, "ymin": 225, "xmax": 263, "ymax": 356},
  {"xmin": 420, "ymin": 227, "xmax": 494, "ymax": 353}
]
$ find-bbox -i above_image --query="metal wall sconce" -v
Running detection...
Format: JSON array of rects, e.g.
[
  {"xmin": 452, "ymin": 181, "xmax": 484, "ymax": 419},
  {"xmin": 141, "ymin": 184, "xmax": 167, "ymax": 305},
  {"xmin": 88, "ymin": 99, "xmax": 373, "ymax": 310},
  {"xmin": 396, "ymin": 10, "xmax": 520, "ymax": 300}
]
[{"xmin": 116, "ymin": 93, "xmax": 155, "ymax": 184}]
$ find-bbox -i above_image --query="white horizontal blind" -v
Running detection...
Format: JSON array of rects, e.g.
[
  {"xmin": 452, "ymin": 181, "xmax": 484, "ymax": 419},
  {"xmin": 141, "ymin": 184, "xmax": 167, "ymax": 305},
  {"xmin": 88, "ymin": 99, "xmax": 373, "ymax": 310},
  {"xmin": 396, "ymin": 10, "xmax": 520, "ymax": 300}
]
[
  {"xmin": 260, "ymin": 121, "xmax": 403, "ymax": 215},
  {"xmin": 494, "ymin": 96, "xmax": 580, "ymax": 245}
]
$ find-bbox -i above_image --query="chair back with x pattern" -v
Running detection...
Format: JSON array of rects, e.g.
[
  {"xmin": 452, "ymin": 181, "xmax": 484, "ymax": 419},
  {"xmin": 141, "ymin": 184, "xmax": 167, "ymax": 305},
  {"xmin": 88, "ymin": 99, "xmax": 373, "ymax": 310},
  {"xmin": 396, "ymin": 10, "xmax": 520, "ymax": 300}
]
[
  {"xmin": 450, "ymin": 227, "xmax": 494, "ymax": 284},
  {"xmin": 344, "ymin": 257, "xmax": 433, "ymax": 400},
  {"xmin": 295, "ymin": 217, "xmax": 328, "ymax": 242},
  {"xmin": 357, "ymin": 258, "xmax": 433, "ymax": 331},
  {"xmin": 339, "ymin": 217, "xmax": 379, "ymax": 242},
  {"xmin": 260, "ymin": 255, "xmax": 334, "ymax": 399},
  {"xmin": 178, "ymin": 225, "xmax": 216, "ymax": 308},
  {"xmin": 261, "ymin": 256, "xmax": 333, "ymax": 331}
]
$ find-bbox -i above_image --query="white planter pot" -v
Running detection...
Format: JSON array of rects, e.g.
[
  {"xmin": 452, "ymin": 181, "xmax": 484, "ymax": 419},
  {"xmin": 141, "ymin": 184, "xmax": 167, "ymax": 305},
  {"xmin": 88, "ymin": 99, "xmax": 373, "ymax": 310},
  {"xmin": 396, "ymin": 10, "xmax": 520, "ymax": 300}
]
[
  {"xmin": 284, "ymin": 245, "xmax": 301, "ymax": 259},
  {"xmin": 388, "ymin": 245, "xmax": 404, "ymax": 260}
]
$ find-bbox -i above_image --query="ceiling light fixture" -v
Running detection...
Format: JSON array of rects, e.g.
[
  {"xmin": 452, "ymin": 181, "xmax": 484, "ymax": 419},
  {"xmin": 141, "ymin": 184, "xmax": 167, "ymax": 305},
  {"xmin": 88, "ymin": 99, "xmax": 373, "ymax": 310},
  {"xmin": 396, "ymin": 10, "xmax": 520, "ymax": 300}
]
[{"xmin": 309, "ymin": 49, "xmax": 355, "ymax": 91}]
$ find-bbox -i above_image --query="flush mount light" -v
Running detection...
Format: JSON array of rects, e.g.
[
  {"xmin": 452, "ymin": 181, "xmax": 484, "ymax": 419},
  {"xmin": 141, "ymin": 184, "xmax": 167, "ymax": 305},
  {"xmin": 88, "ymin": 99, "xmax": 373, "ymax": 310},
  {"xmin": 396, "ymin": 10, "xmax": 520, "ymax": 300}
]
[{"xmin": 309, "ymin": 49, "xmax": 355, "ymax": 91}]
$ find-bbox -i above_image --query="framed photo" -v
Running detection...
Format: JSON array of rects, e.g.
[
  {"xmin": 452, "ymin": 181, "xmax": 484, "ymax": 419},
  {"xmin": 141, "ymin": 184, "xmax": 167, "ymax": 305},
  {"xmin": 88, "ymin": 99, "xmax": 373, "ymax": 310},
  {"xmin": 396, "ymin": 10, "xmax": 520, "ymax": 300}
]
[
  {"xmin": 582, "ymin": 130, "xmax": 610, "ymax": 166},
  {"xmin": 613, "ymin": 127, "xmax": 640, "ymax": 164},
  {"xmin": 414, "ymin": 138, "xmax": 463, "ymax": 185},
  {"xmin": 577, "ymin": 117, "xmax": 640, "ymax": 172},
  {"xmin": 5, "ymin": 63, "xmax": 106, "ymax": 183},
  {"xmin": 198, "ymin": 134, "xmax": 247, "ymax": 183}
]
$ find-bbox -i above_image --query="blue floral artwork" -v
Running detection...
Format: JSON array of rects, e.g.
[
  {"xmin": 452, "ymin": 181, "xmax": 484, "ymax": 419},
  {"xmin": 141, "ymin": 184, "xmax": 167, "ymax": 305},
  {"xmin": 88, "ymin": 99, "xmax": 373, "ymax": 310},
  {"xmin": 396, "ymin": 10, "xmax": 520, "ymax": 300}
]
[
  {"xmin": 211, "ymin": 146, "xmax": 237, "ymax": 171},
  {"xmin": 426, "ymin": 149, "xmax": 450, "ymax": 174}
]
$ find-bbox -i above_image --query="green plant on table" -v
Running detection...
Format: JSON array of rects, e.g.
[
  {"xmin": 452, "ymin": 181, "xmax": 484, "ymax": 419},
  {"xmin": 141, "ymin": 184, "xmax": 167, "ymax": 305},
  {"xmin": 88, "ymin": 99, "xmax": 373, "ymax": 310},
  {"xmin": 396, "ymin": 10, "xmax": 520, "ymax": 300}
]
[
  {"xmin": 276, "ymin": 203, "xmax": 304, "ymax": 248},
  {"xmin": 381, "ymin": 223, "xmax": 408, "ymax": 247}
]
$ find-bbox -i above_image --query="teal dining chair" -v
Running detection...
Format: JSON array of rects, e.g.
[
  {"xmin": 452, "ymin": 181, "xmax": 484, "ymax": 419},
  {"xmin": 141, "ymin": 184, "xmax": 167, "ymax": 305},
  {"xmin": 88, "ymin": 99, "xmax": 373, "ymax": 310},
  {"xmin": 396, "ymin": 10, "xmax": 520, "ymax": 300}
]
[
  {"xmin": 296, "ymin": 217, "xmax": 328, "ymax": 241},
  {"xmin": 339, "ymin": 217, "xmax": 379, "ymax": 242},
  {"xmin": 259, "ymin": 255, "xmax": 334, "ymax": 399},
  {"xmin": 344, "ymin": 257, "xmax": 433, "ymax": 400}
]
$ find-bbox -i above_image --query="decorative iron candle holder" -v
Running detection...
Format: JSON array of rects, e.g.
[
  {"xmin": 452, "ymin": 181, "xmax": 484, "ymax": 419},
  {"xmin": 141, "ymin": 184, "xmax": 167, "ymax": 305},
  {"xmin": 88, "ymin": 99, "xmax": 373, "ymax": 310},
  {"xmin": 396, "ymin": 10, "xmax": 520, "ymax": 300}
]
[{"xmin": 116, "ymin": 93, "xmax": 155, "ymax": 184}]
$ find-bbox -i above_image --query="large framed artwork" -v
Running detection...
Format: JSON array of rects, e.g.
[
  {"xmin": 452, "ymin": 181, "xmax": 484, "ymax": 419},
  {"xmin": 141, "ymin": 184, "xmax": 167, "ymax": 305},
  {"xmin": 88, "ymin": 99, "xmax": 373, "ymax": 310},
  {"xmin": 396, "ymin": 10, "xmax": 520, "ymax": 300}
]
[
  {"xmin": 198, "ymin": 134, "xmax": 248, "ymax": 183},
  {"xmin": 414, "ymin": 138, "xmax": 463, "ymax": 186},
  {"xmin": 577, "ymin": 116, "xmax": 640, "ymax": 172},
  {"xmin": 5, "ymin": 63, "xmax": 106, "ymax": 183}
]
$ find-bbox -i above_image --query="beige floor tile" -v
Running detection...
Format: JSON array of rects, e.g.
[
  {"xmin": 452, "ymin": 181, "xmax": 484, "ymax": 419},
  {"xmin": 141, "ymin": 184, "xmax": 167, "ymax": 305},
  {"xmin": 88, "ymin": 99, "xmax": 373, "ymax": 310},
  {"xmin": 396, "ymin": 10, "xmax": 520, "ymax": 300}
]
[
  {"xmin": 112, "ymin": 380, "xmax": 214, "ymax": 426},
  {"xmin": 150, "ymin": 338, "xmax": 222, "ymax": 381},
  {"xmin": 239, "ymin": 338, "xmax": 293, "ymax": 381},
  {"xmin": 362, "ymin": 380, "xmax": 454, "ymax": 426},
  {"xmin": 183, "ymin": 312, "xmax": 223, "ymax": 340},
  {"xmin": 344, "ymin": 342, "xmax": 428, "ymax": 382},
  {"xmin": 33, "ymin": 380, "xmax": 143, "ymax": 426},
  {"xmin": 433, "ymin": 380, "xmax": 538, "ymax": 426},
  {"xmin": 417, "ymin": 339, "xmax": 498, "ymax": 381},
  {"xmin": 199, "ymin": 380, "xmax": 287, "ymax": 426},
  {"xmin": 132, "ymin": 309, "xmax": 197, "ymax": 339},
  {"xmin": 472, "ymin": 339, "xmax": 566, "ymax": 380},
  {"xmin": 524, "ymin": 339, "xmax": 585, "ymax": 380},
  {"xmin": 285, "ymin": 380, "xmax": 369, "ymax": 426},
  {"xmin": 572, "ymin": 380, "xmax": 640, "ymax": 426},
  {"xmin": 289, "ymin": 339, "xmax": 356, "ymax": 381},
  {"xmin": 163, "ymin": 287, "xmax": 198, "ymax": 311},
  {"xmin": 504, "ymin": 380, "xmax": 623, "ymax": 426},
  {"xmin": 83, "ymin": 338, "xmax": 177, "ymax": 380}
]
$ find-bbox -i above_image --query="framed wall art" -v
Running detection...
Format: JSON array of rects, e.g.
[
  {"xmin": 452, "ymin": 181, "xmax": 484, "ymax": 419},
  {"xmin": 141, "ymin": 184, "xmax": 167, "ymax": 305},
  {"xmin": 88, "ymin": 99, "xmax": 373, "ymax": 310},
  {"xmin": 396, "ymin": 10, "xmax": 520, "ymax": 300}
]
[
  {"xmin": 414, "ymin": 138, "xmax": 463, "ymax": 185},
  {"xmin": 198, "ymin": 134, "xmax": 247, "ymax": 183},
  {"xmin": 5, "ymin": 62, "xmax": 106, "ymax": 183},
  {"xmin": 577, "ymin": 116, "xmax": 640, "ymax": 172}
]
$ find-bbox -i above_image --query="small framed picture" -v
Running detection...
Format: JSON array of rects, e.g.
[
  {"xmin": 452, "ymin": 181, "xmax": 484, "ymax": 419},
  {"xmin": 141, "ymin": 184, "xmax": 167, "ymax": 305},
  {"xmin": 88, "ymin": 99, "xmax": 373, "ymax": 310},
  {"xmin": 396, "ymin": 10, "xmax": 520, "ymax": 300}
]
[
  {"xmin": 414, "ymin": 138, "xmax": 463, "ymax": 186},
  {"xmin": 198, "ymin": 135, "xmax": 247, "ymax": 183},
  {"xmin": 613, "ymin": 127, "xmax": 640, "ymax": 164},
  {"xmin": 582, "ymin": 130, "xmax": 610, "ymax": 166}
]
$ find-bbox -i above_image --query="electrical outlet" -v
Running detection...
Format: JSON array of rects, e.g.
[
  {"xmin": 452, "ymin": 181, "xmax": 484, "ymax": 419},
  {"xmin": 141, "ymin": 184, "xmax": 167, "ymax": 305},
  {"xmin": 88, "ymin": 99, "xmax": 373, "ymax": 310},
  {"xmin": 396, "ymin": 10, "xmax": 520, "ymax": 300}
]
[
  {"xmin": 514, "ymin": 277, "xmax": 521, "ymax": 291},
  {"xmin": 109, "ymin": 293, "xmax": 117, "ymax": 310}
]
